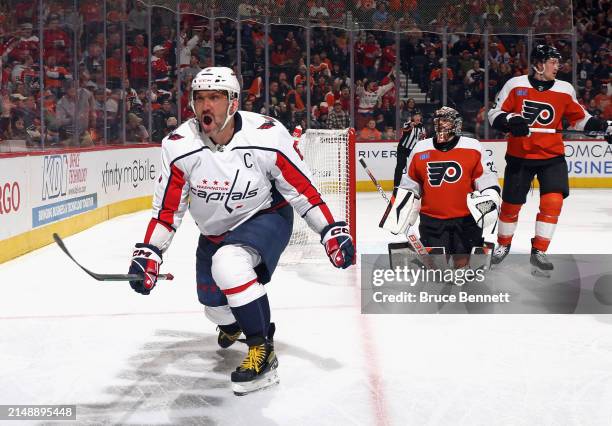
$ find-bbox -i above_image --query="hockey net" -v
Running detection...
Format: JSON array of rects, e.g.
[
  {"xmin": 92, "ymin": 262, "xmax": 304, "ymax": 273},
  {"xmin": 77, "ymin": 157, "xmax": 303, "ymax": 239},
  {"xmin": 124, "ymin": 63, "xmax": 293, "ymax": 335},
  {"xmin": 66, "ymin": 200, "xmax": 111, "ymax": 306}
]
[{"xmin": 280, "ymin": 127, "xmax": 356, "ymax": 264}]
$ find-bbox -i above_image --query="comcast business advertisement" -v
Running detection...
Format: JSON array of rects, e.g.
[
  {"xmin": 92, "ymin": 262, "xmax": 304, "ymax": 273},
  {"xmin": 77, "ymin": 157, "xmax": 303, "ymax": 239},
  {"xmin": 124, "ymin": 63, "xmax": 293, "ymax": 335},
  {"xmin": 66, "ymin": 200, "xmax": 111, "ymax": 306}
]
[{"xmin": 361, "ymin": 254, "xmax": 612, "ymax": 314}]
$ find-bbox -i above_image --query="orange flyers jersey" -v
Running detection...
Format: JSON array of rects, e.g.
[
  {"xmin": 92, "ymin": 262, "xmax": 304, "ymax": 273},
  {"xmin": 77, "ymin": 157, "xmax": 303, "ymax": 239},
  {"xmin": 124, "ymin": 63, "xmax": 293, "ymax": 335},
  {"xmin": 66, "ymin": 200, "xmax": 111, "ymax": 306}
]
[
  {"xmin": 488, "ymin": 75, "xmax": 591, "ymax": 159},
  {"xmin": 400, "ymin": 136, "xmax": 499, "ymax": 219}
]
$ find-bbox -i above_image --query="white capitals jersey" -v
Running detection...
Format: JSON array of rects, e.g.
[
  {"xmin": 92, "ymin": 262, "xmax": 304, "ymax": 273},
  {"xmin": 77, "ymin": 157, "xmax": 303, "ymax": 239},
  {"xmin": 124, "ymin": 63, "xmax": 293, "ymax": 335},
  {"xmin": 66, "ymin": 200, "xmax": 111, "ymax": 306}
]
[{"xmin": 143, "ymin": 111, "xmax": 335, "ymax": 252}]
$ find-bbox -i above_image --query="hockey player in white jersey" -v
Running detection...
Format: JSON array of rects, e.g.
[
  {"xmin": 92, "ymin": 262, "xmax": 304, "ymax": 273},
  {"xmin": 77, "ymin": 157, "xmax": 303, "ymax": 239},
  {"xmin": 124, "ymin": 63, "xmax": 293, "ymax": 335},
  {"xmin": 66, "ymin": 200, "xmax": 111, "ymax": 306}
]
[{"xmin": 127, "ymin": 67, "xmax": 355, "ymax": 395}]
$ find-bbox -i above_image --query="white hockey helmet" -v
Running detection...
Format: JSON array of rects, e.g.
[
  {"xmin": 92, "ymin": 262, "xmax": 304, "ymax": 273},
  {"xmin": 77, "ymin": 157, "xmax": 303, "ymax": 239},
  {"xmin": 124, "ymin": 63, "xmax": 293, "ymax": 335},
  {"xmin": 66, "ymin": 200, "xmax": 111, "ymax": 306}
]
[{"xmin": 190, "ymin": 67, "xmax": 241, "ymax": 130}]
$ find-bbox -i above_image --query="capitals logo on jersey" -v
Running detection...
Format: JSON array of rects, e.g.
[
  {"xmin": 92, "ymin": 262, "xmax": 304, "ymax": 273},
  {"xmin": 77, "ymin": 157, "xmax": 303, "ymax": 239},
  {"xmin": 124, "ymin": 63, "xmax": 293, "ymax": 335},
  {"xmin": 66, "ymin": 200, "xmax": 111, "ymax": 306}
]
[
  {"xmin": 427, "ymin": 161, "xmax": 462, "ymax": 186},
  {"xmin": 258, "ymin": 116, "xmax": 276, "ymax": 129},
  {"xmin": 521, "ymin": 100, "xmax": 555, "ymax": 126},
  {"xmin": 189, "ymin": 169, "xmax": 259, "ymax": 214}
]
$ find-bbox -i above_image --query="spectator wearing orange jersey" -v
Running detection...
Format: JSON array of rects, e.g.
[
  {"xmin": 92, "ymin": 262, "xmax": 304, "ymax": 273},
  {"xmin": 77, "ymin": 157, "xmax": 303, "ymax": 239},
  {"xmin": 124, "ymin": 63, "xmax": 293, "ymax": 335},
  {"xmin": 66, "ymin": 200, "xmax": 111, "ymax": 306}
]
[
  {"xmin": 359, "ymin": 118, "xmax": 382, "ymax": 140},
  {"xmin": 310, "ymin": 54, "xmax": 331, "ymax": 79},
  {"xmin": 285, "ymin": 84, "xmax": 306, "ymax": 112},
  {"xmin": 593, "ymin": 85, "xmax": 611, "ymax": 113},
  {"xmin": 45, "ymin": 56, "xmax": 72, "ymax": 96},
  {"xmin": 106, "ymin": 48, "xmax": 127, "ymax": 89}
]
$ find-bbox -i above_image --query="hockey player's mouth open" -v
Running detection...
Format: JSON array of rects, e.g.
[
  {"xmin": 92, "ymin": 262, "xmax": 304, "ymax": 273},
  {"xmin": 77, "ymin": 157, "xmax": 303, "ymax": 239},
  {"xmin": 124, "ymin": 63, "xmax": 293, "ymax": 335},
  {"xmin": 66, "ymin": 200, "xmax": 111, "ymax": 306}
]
[{"xmin": 202, "ymin": 114, "xmax": 214, "ymax": 126}]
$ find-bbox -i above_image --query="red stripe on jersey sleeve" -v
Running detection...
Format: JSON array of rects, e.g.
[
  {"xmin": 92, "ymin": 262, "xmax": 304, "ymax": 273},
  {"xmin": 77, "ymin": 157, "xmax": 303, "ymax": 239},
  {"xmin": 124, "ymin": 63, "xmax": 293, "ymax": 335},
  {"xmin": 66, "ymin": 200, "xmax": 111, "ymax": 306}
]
[
  {"xmin": 144, "ymin": 218, "xmax": 173, "ymax": 244},
  {"xmin": 275, "ymin": 152, "xmax": 334, "ymax": 223},
  {"xmin": 159, "ymin": 164, "xmax": 186, "ymax": 226}
]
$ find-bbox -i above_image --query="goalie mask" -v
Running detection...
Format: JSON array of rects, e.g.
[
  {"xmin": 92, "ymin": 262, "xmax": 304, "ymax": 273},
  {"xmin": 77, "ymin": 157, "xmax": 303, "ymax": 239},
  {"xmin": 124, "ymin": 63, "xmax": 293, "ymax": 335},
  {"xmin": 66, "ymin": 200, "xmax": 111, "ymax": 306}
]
[
  {"xmin": 433, "ymin": 106, "xmax": 462, "ymax": 143},
  {"xmin": 190, "ymin": 67, "xmax": 241, "ymax": 131}
]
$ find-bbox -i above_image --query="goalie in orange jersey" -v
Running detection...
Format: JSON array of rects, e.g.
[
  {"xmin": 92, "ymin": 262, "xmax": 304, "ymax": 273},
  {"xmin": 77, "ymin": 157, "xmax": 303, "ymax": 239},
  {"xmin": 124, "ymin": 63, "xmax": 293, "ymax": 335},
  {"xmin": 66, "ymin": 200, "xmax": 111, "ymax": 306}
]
[{"xmin": 381, "ymin": 107, "xmax": 501, "ymax": 268}]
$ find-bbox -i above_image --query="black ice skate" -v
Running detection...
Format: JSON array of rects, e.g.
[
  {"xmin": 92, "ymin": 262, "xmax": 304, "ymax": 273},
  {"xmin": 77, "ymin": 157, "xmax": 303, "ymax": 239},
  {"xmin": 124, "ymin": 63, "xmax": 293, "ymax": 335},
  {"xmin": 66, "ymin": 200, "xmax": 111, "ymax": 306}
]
[
  {"xmin": 231, "ymin": 324, "xmax": 279, "ymax": 396},
  {"xmin": 530, "ymin": 247, "xmax": 553, "ymax": 277},
  {"xmin": 217, "ymin": 322, "xmax": 242, "ymax": 349},
  {"xmin": 491, "ymin": 244, "xmax": 511, "ymax": 265}
]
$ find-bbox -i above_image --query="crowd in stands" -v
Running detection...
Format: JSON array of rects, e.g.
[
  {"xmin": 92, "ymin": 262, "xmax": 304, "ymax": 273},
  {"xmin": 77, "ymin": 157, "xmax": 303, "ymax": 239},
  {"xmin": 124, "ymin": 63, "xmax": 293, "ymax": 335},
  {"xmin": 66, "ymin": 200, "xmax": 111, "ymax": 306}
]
[{"xmin": 0, "ymin": 0, "xmax": 608, "ymax": 149}]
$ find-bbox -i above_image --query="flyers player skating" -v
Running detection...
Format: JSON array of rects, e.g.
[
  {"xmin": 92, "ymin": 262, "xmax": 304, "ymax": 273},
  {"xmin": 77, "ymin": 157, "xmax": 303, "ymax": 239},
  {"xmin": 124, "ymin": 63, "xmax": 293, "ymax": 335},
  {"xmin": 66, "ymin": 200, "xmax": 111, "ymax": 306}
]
[{"xmin": 488, "ymin": 45, "xmax": 611, "ymax": 276}]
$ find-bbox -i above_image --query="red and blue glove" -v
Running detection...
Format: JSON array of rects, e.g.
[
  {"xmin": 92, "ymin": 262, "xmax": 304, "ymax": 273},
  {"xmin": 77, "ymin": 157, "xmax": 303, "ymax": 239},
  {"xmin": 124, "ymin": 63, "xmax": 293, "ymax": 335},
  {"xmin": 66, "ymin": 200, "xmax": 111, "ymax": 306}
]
[
  {"xmin": 129, "ymin": 243, "xmax": 163, "ymax": 295},
  {"xmin": 320, "ymin": 221, "xmax": 355, "ymax": 269}
]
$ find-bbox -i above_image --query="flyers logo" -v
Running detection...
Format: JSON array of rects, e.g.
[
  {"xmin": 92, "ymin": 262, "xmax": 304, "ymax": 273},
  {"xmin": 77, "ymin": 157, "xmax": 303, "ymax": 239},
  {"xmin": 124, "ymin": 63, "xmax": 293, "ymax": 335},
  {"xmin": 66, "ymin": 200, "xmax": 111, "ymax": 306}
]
[
  {"xmin": 427, "ymin": 161, "xmax": 462, "ymax": 186},
  {"xmin": 521, "ymin": 100, "xmax": 555, "ymax": 125}
]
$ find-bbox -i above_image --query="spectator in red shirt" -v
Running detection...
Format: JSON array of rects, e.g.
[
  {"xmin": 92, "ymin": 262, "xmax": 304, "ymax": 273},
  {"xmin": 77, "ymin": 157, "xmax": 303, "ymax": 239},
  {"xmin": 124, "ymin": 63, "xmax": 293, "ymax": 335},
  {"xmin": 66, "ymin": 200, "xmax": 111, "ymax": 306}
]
[
  {"xmin": 151, "ymin": 45, "xmax": 171, "ymax": 90},
  {"xmin": 8, "ymin": 23, "xmax": 39, "ymax": 63},
  {"xmin": 361, "ymin": 34, "xmax": 381, "ymax": 80},
  {"xmin": 378, "ymin": 40, "xmax": 396, "ymax": 79},
  {"xmin": 43, "ymin": 15, "xmax": 70, "ymax": 66},
  {"xmin": 106, "ymin": 48, "xmax": 126, "ymax": 89},
  {"xmin": 271, "ymin": 44, "xmax": 289, "ymax": 67},
  {"xmin": 127, "ymin": 34, "xmax": 149, "ymax": 89}
]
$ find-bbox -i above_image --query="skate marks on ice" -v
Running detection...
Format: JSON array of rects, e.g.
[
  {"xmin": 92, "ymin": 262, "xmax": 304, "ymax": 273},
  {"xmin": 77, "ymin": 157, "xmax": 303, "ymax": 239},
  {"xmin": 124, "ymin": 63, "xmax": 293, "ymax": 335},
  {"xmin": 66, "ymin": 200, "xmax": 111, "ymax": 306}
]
[{"xmin": 55, "ymin": 329, "xmax": 341, "ymax": 426}]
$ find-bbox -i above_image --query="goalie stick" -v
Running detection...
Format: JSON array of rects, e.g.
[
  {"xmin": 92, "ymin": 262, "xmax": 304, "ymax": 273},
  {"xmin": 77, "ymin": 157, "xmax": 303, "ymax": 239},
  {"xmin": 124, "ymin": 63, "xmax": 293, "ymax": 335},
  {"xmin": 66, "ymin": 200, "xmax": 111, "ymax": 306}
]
[{"xmin": 53, "ymin": 233, "xmax": 174, "ymax": 282}]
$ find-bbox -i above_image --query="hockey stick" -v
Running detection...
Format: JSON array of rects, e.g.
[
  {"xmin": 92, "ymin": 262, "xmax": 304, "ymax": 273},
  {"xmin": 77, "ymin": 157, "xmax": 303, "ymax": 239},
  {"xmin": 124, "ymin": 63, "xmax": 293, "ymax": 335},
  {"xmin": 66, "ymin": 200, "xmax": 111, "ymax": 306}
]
[
  {"xmin": 529, "ymin": 128, "xmax": 606, "ymax": 136},
  {"xmin": 359, "ymin": 158, "xmax": 391, "ymax": 204},
  {"xmin": 358, "ymin": 158, "xmax": 433, "ymax": 261},
  {"xmin": 53, "ymin": 233, "xmax": 174, "ymax": 282}
]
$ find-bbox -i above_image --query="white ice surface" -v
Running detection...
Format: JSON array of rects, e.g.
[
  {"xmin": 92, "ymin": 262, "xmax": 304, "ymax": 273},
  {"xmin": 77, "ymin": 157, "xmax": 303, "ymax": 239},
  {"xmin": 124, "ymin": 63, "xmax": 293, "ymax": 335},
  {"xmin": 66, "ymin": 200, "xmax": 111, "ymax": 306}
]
[{"xmin": 1, "ymin": 190, "xmax": 612, "ymax": 425}]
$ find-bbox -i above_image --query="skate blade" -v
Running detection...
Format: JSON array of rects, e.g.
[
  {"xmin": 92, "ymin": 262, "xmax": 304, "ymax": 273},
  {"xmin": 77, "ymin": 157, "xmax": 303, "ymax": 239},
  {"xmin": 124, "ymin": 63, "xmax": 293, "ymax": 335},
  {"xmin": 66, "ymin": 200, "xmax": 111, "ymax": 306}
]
[
  {"xmin": 232, "ymin": 369, "xmax": 280, "ymax": 396},
  {"xmin": 531, "ymin": 265, "xmax": 552, "ymax": 278}
]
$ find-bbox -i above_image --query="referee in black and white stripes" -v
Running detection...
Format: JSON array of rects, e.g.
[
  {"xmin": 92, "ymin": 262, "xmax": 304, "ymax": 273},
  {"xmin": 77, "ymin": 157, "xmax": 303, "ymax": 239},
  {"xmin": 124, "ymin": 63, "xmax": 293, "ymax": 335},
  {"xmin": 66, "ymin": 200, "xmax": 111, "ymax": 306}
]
[{"xmin": 393, "ymin": 111, "xmax": 426, "ymax": 195}]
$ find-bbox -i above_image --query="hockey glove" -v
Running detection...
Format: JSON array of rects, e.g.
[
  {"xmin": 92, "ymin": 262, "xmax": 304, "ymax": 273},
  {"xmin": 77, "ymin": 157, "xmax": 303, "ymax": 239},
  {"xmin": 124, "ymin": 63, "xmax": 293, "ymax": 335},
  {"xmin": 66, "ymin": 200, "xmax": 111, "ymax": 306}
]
[
  {"xmin": 507, "ymin": 115, "xmax": 530, "ymax": 137},
  {"xmin": 129, "ymin": 243, "xmax": 163, "ymax": 295},
  {"xmin": 379, "ymin": 188, "xmax": 420, "ymax": 235},
  {"xmin": 467, "ymin": 188, "xmax": 501, "ymax": 244},
  {"xmin": 321, "ymin": 221, "xmax": 355, "ymax": 269}
]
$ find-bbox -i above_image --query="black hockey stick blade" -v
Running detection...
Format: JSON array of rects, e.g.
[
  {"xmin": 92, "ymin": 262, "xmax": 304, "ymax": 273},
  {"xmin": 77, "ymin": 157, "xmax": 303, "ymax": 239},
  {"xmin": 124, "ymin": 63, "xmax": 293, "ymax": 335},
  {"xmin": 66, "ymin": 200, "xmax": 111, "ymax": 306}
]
[{"xmin": 52, "ymin": 233, "xmax": 174, "ymax": 282}]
